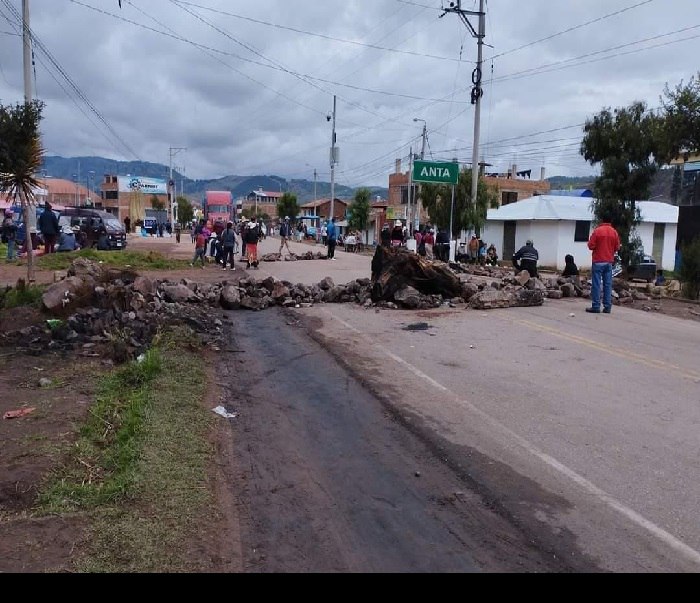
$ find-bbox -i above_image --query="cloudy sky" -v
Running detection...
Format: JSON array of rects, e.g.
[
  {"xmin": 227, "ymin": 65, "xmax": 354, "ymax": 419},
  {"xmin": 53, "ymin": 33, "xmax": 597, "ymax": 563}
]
[{"xmin": 0, "ymin": 0, "xmax": 698, "ymax": 187}]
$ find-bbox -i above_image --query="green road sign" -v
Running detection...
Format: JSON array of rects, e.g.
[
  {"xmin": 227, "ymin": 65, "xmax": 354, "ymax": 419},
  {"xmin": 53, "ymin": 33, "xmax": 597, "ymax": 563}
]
[{"xmin": 412, "ymin": 160, "xmax": 459, "ymax": 185}]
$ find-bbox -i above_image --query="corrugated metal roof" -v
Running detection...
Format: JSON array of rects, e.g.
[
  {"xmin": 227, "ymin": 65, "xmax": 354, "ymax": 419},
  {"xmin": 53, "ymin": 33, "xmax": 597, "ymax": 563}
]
[{"xmin": 487, "ymin": 196, "xmax": 678, "ymax": 223}]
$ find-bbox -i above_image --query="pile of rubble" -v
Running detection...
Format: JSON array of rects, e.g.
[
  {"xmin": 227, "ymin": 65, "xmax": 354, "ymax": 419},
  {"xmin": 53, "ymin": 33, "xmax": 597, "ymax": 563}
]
[
  {"xmin": 260, "ymin": 250, "xmax": 328, "ymax": 262},
  {"xmin": 0, "ymin": 254, "xmax": 676, "ymax": 362}
]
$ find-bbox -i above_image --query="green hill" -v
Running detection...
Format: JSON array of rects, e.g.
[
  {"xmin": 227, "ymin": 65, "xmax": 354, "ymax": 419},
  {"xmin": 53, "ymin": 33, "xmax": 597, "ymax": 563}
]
[{"xmin": 41, "ymin": 156, "xmax": 387, "ymax": 204}]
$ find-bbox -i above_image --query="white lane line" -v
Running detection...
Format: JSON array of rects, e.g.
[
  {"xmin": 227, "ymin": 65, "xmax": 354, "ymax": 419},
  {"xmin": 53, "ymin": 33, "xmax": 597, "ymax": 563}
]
[{"xmin": 321, "ymin": 309, "xmax": 700, "ymax": 568}]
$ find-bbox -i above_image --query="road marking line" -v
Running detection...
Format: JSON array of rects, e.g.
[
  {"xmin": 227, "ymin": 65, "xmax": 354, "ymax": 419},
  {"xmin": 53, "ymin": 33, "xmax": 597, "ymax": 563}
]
[
  {"xmin": 515, "ymin": 319, "xmax": 700, "ymax": 381},
  {"xmin": 321, "ymin": 308, "xmax": 700, "ymax": 568}
]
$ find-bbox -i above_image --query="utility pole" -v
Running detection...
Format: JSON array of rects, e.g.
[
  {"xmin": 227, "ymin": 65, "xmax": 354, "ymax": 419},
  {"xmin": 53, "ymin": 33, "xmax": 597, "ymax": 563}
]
[
  {"xmin": 407, "ymin": 146, "xmax": 413, "ymax": 235},
  {"xmin": 169, "ymin": 147, "xmax": 186, "ymax": 231},
  {"xmin": 329, "ymin": 95, "xmax": 337, "ymax": 222},
  {"xmin": 22, "ymin": 0, "xmax": 31, "ymax": 103},
  {"xmin": 313, "ymin": 169, "xmax": 317, "ymax": 202},
  {"xmin": 443, "ymin": 0, "xmax": 486, "ymax": 233}
]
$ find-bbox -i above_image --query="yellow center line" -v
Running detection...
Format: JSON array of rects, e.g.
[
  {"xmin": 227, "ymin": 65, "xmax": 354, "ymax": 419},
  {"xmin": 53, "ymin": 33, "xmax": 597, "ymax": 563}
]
[{"xmin": 515, "ymin": 319, "xmax": 700, "ymax": 381}]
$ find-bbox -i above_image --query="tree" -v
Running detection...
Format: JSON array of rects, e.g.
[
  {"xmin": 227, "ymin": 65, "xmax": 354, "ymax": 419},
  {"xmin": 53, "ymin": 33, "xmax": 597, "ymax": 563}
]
[
  {"xmin": 276, "ymin": 192, "xmax": 300, "ymax": 223},
  {"xmin": 176, "ymin": 196, "xmax": 193, "ymax": 226},
  {"xmin": 348, "ymin": 187, "xmax": 371, "ymax": 243},
  {"xmin": 0, "ymin": 100, "xmax": 45, "ymax": 283},
  {"xmin": 580, "ymin": 101, "xmax": 663, "ymax": 272},
  {"xmin": 420, "ymin": 168, "xmax": 498, "ymax": 237},
  {"xmin": 150, "ymin": 194, "xmax": 165, "ymax": 211},
  {"xmin": 659, "ymin": 72, "xmax": 700, "ymax": 162}
]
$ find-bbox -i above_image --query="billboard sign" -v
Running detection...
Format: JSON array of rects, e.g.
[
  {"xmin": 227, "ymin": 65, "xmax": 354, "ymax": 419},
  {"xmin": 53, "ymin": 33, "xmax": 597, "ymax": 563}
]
[{"xmin": 118, "ymin": 176, "xmax": 168, "ymax": 195}]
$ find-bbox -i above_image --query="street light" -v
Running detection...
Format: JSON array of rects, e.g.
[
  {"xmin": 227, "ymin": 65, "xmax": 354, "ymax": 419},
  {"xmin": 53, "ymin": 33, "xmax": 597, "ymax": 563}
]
[
  {"xmin": 413, "ymin": 118, "xmax": 427, "ymax": 160},
  {"xmin": 87, "ymin": 170, "xmax": 95, "ymax": 206}
]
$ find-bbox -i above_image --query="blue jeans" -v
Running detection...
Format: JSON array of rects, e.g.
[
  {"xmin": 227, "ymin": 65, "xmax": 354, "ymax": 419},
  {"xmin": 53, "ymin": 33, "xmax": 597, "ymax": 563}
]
[
  {"xmin": 591, "ymin": 262, "xmax": 613, "ymax": 310},
  {"xmin": 6, "ymin": 239, "xmax": 16, "ymax": 261}
]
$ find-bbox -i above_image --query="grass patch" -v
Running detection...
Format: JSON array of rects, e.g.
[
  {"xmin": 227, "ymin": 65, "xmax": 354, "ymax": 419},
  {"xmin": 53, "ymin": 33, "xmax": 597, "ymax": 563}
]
[
  {"xmin": 36, "ymin": 249, "xmax": 188, "ymax": 271},
  {"xmin": 0, "ymin": 281, "xmax": 44, "ymax": 309},
  {"xmin": 37, "ymin": 329, "xmax": 217, "ymax": 572}
]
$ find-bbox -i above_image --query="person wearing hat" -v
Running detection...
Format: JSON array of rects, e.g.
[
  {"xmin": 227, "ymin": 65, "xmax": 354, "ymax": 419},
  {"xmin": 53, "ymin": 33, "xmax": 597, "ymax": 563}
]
[
  {"xmin": 244, "ymin": 216, "xmax": 261, "ymax": 268},
  {"xmin": 278, "ymin": 216, "xmax": 292, "ymax": 258},
  {"xmin": 512, "ymin": 239, "xmax": 539, "ymax": 278},
  {"xmin": 390, "ymin": 220, "xmax": 404, "ymax": 247},
  {"xmin": 57, "ymin": 224, "xmax": 79, "ymax": 252},
  {"xmin": 380, "ymin": 222, "xmax": 391, "ymax": 248}
]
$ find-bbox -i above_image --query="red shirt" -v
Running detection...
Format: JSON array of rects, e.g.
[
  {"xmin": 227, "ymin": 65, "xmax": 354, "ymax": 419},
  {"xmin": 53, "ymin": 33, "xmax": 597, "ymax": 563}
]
[
  {"xmin": 195, "ymin": 233, "xmax": 206, "ymax": 249},
  {"xmin": 588, "ymin": 223, "xmax": 620, "ymax": 263}
]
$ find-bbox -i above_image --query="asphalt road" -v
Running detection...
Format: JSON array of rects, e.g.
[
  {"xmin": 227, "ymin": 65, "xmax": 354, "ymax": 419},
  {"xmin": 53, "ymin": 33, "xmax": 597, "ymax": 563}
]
[
  {"xmin": 125, "ymin": 234, "xmax": 700, "ymax": 571},
  {"xmin": 220, "ymin": 239, "xmax": 700, "ymax": 572}
]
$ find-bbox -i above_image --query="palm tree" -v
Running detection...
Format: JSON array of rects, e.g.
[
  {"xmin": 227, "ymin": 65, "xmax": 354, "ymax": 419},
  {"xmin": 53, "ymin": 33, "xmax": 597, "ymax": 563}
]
[{"xmin": 0, "ymin": 100, "xmax": 45, "ymax": 283}]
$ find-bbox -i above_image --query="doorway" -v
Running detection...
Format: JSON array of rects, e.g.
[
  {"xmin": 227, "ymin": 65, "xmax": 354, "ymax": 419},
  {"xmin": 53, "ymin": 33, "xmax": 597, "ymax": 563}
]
[
  {"xmin": 652, "ymin": 223, "xmax": 665, "ymax": 263},
  {"xmin": 503, "ymin": 221, "xmax": 516, "ymax": 260}
]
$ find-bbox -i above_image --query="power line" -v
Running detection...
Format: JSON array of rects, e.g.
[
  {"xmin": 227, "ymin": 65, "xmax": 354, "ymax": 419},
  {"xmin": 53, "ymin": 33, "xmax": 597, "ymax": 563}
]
[
  {"xmin": 488, "ymin": 0, "xmax": 656, "ymax": 60},
  {"xmin": 176, "ymin": 0, "xmax": 469, "ymax": 64},
  {"xmin": 0, "ymin": 0, "xmax": 139, "ymax": 159},
  {"xmin": 491, "ymin": 23, "xmax": 700, "ymax": 84}
]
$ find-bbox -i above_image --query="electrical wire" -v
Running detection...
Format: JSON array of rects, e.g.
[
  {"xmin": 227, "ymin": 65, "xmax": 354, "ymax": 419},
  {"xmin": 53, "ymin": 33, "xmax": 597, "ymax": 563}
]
[
  {"xmin": 487, "ymin": 0, "xmax": 656, "ymax": 61},
  {"xmin": 175, "ymin": 0, "xmax": 468, "ymax": 64}
]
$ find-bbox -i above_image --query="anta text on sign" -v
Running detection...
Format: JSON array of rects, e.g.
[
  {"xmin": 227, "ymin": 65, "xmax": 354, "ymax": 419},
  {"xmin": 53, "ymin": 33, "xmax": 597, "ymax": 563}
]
[{"xmin": 412, "ymin": 160, "xmax": 459, "ymax": 185}]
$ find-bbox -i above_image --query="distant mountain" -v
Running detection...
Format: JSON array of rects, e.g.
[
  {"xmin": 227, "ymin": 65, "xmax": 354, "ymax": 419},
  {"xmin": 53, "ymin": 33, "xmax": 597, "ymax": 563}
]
[
  {"xmin": 41, "ymin": 156, "xmax": 388, "ymax": 204},
  {"xmin": 546, "ymin": 175, "xmax": 596, "ymax": 190}
]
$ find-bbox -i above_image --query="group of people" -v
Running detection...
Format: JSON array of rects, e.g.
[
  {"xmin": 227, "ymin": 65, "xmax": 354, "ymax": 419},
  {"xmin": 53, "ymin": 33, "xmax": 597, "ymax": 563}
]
[
  {"xmin": 509, "ymin": 212, "xmax": 622, "ymax": 314},
  {"xmin": 190, "ymin": 217, "xmax": 263, "ymax": 270},
  {"xmin": 1, "ymin": 203, "xmax": 96, "ymax": 261}
]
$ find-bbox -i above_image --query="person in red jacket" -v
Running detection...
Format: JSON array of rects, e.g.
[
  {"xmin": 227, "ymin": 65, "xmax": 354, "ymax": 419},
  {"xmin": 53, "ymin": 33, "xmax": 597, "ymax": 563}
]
[{"xmin": 587, "ymin": 213, "xmax": 621, "ymax": 314}]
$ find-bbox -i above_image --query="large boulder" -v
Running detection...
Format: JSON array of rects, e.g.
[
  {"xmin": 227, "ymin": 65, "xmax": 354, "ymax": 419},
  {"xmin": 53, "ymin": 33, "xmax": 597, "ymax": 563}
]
[
  {"xmin": 512, "ymin": 289, "xmax": 545, "ymax": 307},
  {"xmin": 393, "ymin": 285, "xmax": 421, "ymax": 309},
  {"xmin": 133, "ymin": 276, "xmax": 156, "ymax": 297},
  {"xmin": 219, "ymin": 285, "xmax": 240, "ymax": 310},
  {"xmin": 271, "ymin": 282, "xmax": 290, "ymax": 301},
  {"xmin": 469, "ymin": 290, "xmax": 514, "ymax": 310},
  {"xmin": 42, "ymin": 277, "xmax": 92, "ymax": 314},
  {"xmin": 162, "ymin": 284, "xmax": 197, "ymax": 303}
]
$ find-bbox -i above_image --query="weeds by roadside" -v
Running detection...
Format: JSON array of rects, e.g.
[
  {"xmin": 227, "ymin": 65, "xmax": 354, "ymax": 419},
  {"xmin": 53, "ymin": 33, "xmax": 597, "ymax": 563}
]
[
  {"xmin": 36, "ymin": 249, "xmax": 188, "ymax": 271},
  {"xmin": 0, "ymin": 279, "xmax": 44, "ymax": 309},
  {"xmin": 37, "ymin": 328, "xmax": 216, "ymax": 572}
]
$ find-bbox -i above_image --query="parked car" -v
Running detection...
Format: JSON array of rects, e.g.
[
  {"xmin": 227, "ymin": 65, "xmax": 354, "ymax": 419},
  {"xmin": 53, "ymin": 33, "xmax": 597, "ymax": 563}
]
[
  {"xmin": 613, "ymin": 251, "xmax": 657, "ymax": 282},
  {"xmin": 59, "ymin": 207, "xmax": 127, "ymax": 250}
]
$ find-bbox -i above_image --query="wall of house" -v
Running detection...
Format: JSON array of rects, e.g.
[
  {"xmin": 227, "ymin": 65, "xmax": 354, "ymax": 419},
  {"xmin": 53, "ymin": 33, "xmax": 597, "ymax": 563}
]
[{"xmin": 635, "ymin": 222, "xmax": 678, "ymax": 271}]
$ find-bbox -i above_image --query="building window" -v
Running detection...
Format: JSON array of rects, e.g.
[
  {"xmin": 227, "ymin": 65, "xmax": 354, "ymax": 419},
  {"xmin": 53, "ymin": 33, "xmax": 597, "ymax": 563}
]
[
  {"xmin": 502, "ymin": 191, "xmax": 518, "ymax": 205},
  {"xmin": 105, "ymin": 191, "xmax": 118, "ymax": 200},
  {"xmin": 574, "ymin": 220, "xmax": 590, "ymax": 242}
]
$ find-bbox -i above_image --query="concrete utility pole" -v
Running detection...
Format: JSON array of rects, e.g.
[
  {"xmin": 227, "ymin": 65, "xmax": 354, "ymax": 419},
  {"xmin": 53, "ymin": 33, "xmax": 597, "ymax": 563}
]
[
  {"xmin": 22, "ymin": 0, "xmax": 31, "ymax": 103},
  {"xmin": 443, "ymin": 0, "xmax": 486, "ymax": 233},
  {"xmin": 329, "ymin": 95, "xmax": 337, "ymax": 222},
  {"xmin": 169, "ymin": 147, "xmax": 186, "ymax": 230}
]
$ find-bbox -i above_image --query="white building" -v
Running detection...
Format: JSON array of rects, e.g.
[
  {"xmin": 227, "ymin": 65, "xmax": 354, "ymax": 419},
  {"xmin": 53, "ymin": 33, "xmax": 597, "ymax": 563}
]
[{"xmin": 482, "ymin": 195, "xmax": 678, "ymax": 271}]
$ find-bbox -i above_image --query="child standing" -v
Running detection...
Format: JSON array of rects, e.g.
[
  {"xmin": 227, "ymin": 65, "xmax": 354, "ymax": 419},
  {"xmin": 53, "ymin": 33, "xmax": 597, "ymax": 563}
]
[{"xmin": 190, "ymin": 231, "xmax": 207, "ymax": 268}]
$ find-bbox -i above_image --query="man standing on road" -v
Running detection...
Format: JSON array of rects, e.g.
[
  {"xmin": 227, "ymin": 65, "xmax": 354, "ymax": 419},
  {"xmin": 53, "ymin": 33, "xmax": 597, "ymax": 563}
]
[
  {"xmin": 278, "ymin": 216, "xmax": 292, "ymax": 258},
  {"xmin": 220, "ymin": 221, "xmax": 237, "ymax": 271},
  {"xmin": 38, "ymin": 203, "xmax": 60, "ymax": 254},
  {"xmin": 512, "ymin": 239, "xmax": 539, "ymax": 278},
  {"xmin": 326, "ymin": 218, "xmax": 338, "ymax": 260},
  {"xmin": 124, "ymin": 215, "xmax": 131, "ymax": 234},
  {"xmin": 586, "ymin": 213, "xmax": 621, "ymax": 314}
]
